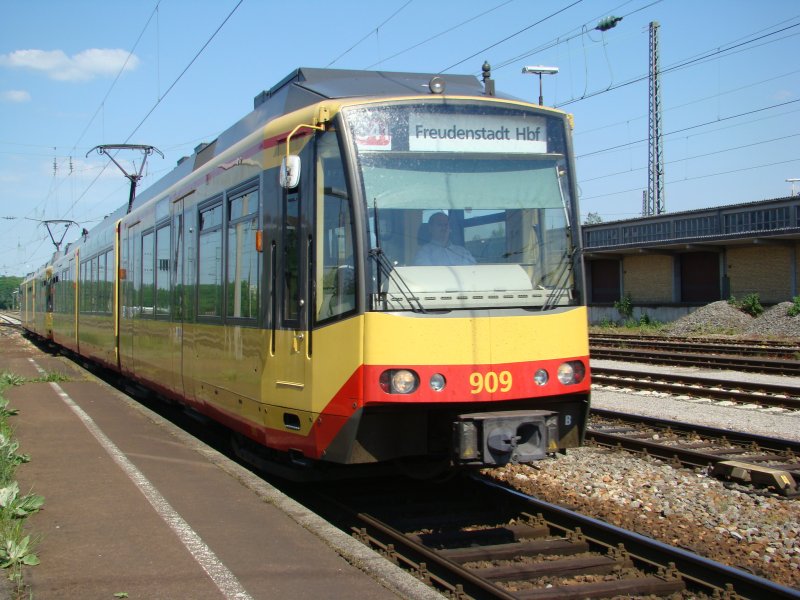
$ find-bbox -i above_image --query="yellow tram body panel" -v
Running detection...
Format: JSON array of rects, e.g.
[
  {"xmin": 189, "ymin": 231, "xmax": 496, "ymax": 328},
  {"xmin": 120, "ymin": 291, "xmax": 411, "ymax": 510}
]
[{"xmin": 362, "ymin": 307, "xmax": 588, "ymax": 366}]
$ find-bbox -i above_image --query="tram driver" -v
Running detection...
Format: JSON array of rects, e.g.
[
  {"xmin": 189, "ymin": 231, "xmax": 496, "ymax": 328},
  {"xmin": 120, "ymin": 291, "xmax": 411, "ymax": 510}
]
[{"xmin": 414, "ymin": 212, "xmax": 476, "ymax": 266}]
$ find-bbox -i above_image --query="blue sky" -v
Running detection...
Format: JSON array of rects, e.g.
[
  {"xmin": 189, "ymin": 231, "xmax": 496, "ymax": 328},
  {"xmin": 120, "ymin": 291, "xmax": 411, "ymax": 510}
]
[{"xmin": 1, "ymin": 0, "xmax": 798, "ymax": 276}]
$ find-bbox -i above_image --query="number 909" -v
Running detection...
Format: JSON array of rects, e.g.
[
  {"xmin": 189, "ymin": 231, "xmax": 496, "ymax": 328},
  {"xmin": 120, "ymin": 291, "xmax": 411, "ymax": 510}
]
[{"xmin": 469, "ymin": 371, "xmax": 512, "ymax": 394}]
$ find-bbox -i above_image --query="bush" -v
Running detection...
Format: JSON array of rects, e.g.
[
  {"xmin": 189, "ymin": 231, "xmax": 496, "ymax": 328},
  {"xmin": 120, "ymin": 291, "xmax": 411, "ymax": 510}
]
[
  {"xmin": 728, "ymin": 293, "xmax": 763, "ymax": 317},
  {"xmin": 788, "ymin": 296, "xmax": 800, "ymax": 317},
  {"xmin": 613, "ymin": 294, "xmax": 633, "ymax": 320}
]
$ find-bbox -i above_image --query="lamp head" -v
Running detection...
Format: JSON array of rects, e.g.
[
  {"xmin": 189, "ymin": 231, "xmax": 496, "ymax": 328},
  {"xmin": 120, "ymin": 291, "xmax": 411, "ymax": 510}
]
[{"xmin": 522, "ymin": 65, "xmax": 559, "ymax": 75}]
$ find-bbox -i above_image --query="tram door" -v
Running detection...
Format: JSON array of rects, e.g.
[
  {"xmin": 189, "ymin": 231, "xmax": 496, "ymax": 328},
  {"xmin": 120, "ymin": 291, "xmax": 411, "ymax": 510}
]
[
  {"xmin": 277, "ymin": 187, "xmax": 309, "ymax": 389},
  {"xmin": 270, "ymin": 141, "xmax": 314, "ymax": 412},
  {"xmin": 119, "ymin": 222, "xmax": 137, "ymax": 375},
  {"xmin": 171, "ymin": 198, "xmax": 185, "ymax": 397}
]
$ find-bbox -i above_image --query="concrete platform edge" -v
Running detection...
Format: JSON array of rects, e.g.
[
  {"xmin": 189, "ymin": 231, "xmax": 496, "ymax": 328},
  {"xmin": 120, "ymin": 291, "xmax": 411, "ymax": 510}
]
[{"xmin": 85, "ymin": 371, "xmax": 444, "ymax": 600}]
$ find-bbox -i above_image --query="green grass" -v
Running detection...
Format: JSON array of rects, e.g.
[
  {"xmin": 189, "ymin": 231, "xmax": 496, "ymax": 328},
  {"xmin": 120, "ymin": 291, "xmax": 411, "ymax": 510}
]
[
  {"xmin": 591, "ymin": 319, "xmax": 668, "ymax": 334},
  {"xmin": 0, "ymin": 373, "xmax": 43, "ymax": 598}
]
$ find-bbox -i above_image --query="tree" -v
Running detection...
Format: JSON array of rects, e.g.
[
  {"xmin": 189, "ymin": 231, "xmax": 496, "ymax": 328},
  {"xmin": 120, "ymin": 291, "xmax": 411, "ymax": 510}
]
[
  {"xmin": 584, "ymin": 212, "xmax": 604, "ymax": 225},
  {"xmin": 0, "ymin": 277, "xmax": 22, "ymax": 310}
]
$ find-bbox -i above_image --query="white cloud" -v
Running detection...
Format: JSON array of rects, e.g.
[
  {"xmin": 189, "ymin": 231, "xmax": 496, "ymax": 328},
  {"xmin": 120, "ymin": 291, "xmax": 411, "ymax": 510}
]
[
  {"xmin": 0, "ymin": 48, "xmax": 140, "ymax": 82},
  {"xmin": 0, "ymin": 90, "xmax": 31, "ymax": 102}
]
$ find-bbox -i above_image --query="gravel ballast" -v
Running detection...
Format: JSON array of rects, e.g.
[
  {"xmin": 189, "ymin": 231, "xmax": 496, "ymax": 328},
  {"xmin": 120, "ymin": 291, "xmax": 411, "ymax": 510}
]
[{"xmin": 487, "ymin": 300, "xmax": 800, "ymax": 590}]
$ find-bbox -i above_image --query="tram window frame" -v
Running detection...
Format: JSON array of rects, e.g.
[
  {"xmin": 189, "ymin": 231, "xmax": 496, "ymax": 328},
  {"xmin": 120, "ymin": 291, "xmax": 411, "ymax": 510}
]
[
  {"xmin": 79, "ymin": 260, "xmax": 88, "ymax": 314},
  {"xmin": 67, "ymin": 260, "xmax": 74, "ymax": 315},
  {"xmin": 315, "ymin": 129, "xmax": 357, "ymax": 325},
  {"xmin": 141, "ymin": 230, "xmax": 155, "ymax": 317},
  {"xmin": 155, "ymin": 222, "xmax": 171, "ymax": 318},
  {"xmin": 171, "ymin": 213, "xmax": 184, "ymax": 322},
  {"xmin": 282, "ymin": 190, "xmax": 302, "ymax": 327},
  {"xmin": 96, "ymin": 252, "xmax": 105, "ymax": 314},
  {"xmin": 197, "ymin": 198, "xmax": 224, "ymax": 320},
  {"xmin": 105, "ymin": 250, "xmax": 114, "ymax": 313},
  {"xmin": 226, "ymin": 185, "xmax": 259, "ymax": 322}
]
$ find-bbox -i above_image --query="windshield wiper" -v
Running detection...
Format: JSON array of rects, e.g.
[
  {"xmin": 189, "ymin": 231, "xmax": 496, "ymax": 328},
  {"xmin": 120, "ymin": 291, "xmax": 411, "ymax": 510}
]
[
  {"xmin": 542, "ymin": 248, "xmax": 576, "ymax": 311},
  {"xmin": 370, "ymin": 200, "xmax": 425, "ymax": 313}
]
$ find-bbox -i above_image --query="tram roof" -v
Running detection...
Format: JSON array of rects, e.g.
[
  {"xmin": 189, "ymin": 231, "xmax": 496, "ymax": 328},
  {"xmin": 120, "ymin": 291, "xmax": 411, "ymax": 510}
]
[
  {"xmin": 128, "ymin": 68, "xmax": 511, "ymax": 212},
  {"xmin": 253, "ymin": 67, "xmax": 495, "ymax": 111}
]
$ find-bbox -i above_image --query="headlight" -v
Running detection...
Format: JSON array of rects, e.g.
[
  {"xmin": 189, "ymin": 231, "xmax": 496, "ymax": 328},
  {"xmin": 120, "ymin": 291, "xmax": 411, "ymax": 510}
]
[
  {"xmin": 557, "ymin": 363, "xmax": 574, "ymax": 385},
  {"xmin": 557, "ymin": 361, "xmax": 586, "ymax": 385},
  {"xmin": 379, "ymin": 369, "xmax": 419, "ymax": 394},
  {"xmin": 533, "ymin": 369, "xmax": 549, "ymax": 386},
  {"xmin": 429, "ymin": 373, "xmax": 446, "ymax": 392}
]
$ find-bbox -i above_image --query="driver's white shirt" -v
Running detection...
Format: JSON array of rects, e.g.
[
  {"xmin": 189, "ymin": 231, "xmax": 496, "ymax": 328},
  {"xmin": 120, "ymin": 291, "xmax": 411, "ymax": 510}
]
[{"xmin": 414, "ymin": 241, "xmax": 476, "ymax": 266}]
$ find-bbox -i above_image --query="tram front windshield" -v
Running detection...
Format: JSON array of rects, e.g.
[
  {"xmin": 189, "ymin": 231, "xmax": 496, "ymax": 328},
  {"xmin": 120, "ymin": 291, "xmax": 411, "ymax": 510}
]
[{"xmin": 344, "ymin": 103, "xmax": 577, "ymax": 311}]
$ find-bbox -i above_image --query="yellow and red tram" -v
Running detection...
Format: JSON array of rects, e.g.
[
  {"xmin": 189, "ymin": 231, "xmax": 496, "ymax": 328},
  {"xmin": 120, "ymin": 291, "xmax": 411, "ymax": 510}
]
[{"xmin": 21, "ymin": 67, "xmax": 590, "ymax": 477}]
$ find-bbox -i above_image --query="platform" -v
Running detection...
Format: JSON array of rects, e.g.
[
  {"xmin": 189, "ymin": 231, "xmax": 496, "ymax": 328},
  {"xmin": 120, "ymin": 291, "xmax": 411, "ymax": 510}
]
[{"xmin": 1, "ymin": 330, "xmax": 440, "ymax": 599}]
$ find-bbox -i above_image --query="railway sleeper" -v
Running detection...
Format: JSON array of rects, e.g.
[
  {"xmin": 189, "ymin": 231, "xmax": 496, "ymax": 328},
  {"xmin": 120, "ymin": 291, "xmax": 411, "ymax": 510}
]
[
  {"xmin": 712, "ymin": 460, "xmax": 799, "ymax": 497},
  {"xmin": 510, "ymin": 575, "xmax": 685, "ymax": 600},
  {"xmin": 440, "ymin": 538, "xmax": 590, "ymax": 563},
  {"xmin": 409, "ymin": 522, "xmax": 550, "ymax": 548},
  {"xmin": 472, "ymin": 553, "xmax": 634, "ymax": 580}
]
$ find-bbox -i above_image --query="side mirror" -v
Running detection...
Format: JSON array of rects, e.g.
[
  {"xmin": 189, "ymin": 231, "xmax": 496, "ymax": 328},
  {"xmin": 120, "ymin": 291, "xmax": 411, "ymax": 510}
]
[{"xmin": 280, "ymin": 155, "xmax": 301, "ymax": 189}]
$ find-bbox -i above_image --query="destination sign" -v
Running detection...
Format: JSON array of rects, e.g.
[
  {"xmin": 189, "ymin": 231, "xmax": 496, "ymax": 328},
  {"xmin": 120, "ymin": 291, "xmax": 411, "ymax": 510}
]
[{"xmin": 408, "ymin": 113, "xmax": 547, "ymax": 153}]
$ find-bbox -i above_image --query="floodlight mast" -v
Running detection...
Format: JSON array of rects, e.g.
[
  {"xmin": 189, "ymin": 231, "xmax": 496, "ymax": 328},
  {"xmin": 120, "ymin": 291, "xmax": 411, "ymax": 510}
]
[
  {"xmin": 87, "ymin": 144, "xmax": 164, "ymax": 214},
  {"xmin": 521, "ymin": 66, "xmax": 559, "ymax": 106},
  {"xmin": 787, "ymin": 178, "xmax": 800, "ymax": 197}
]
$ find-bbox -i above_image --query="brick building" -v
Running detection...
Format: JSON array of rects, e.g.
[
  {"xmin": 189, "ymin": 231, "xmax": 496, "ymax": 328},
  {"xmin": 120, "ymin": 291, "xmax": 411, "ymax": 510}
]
[{"xmin": 582, "ymin": 196, "xmax": 800, "ymax": 324}]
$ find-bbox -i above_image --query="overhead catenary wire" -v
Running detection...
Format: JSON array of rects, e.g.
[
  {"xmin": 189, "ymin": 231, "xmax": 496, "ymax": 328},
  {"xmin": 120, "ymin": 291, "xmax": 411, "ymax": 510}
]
[
  {"xmin": 325, "ymin": 0, "xmax": 414, "ymax": 68},
  {"xmin": 6, "ymin": 1, "xmax": 246, "ymax": 274},
  {"xmin": 577, "ymin": 98, "xmax": 800, "ymax": 159},
  {"xmin": 57, "ymin": 0, "xmax": 246, "ymax": 221},
  {"xmin": 1, "ymin": 1, "xmax": 165, "ymax": 266},
  {"xmin": 580, "ymin": 131, "xmax": 800, "ymax": 183},
  {"xmin": 580, "ymin": 156, "xmax": 800, "ymax": 204},
  {"xmin": 439, "ymin": 0, "xmax": 586, "ymax": 73},
  {"xmin": 556, "ymin": 21, "xmax": 800, "ymax": 107},
  {"xmin": 490, "ymin": 0, "xmax": 660, "ymax": 72},
  {"xmin": 362, "ymin": 0, "xmax": 514, "ymax": 70},
  {"xmin": 5, "ymin": 3, "xmax": 799, "ymax": 273}
]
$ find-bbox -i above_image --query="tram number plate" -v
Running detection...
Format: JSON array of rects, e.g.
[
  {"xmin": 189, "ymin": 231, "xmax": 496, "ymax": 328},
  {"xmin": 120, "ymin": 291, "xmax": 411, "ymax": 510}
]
[{"xmin": 469, "ymin": 371, "xmax": 512, "ymax": 394}]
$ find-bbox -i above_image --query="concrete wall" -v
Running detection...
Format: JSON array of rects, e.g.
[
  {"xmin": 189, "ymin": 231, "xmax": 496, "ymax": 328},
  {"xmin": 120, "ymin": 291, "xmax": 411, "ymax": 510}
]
[{"xmin": 589, "ymin": 304, "xmax": 695, "ymax": 325}]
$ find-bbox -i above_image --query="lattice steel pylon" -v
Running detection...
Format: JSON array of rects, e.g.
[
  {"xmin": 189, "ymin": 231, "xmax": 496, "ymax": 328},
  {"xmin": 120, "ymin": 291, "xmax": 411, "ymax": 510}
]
[{"xmin": 646, "ymin": 21, "xmax": 665, "ymax": 216}]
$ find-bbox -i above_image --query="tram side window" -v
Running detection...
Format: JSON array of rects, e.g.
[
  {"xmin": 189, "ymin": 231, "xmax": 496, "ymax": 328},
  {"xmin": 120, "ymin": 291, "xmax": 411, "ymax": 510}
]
[
  {"xmin": 104, "ymin": 250, "xmax": 114, "ymax": 313},
  {"xmin": 283, "ymin": 192, "xmax": 301, "ymax": 324},
  {"xmin": 67, "ymin": 267, "xmax": 73, "ymax": 313},
  {"xmin": 141, "ymin": 231, "xmax": 155, "ymax": 316},
  {"xmin": 155, "ymin": 224, "xmax": 170, "ymax": 317},
  {"xmin": 79, "ymin": 261, "xmax": 88, "ymax": 313},
  {"xmin": 96, "ymin": 253, "xmax": 106, "ymax": 314},
  {"xmin": 90, "ymin": 257, "xmax": 98, "ymax": 313},
  {"xmin": 198, "ymin": 202, "xmax": 223, "ymax": 318},
  {"xmin": 226, "ymin": 189, "xmax": 259, "ymax": 320},
  {"xmin": 316, "ymin": 130, "xmax": 355, "ymax": 323}
]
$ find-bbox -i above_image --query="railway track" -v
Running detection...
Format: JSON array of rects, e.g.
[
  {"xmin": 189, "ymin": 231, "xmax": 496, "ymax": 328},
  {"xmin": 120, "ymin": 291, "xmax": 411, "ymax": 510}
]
[
  {"xmin": 587, "ymin": 409, "xmax": 800, "ymax": 496},
  {"xmin": 590, "ymin": 333, "xmax": 800, "ymax": 359},
  {"xmin": 592, "ymin": 365, "xmax": 800, "ymax": 410},
  {"xmin": 590, "ymin": 345, "xmax": 800, "ymax": 376},
  {"xmin": 0, "ymin": 312, "xmax": 21, "ymax": 327},
  {"xmin": 10, "ymin": 320, "xmax": 800, "ymax": 597},
  {"xmin": 294, "ymin": 474, "xmax": 800, "ymax": 599},
  {"xmin": 590, "ymin": 332, "xmax": 800, "ymax": 375}
]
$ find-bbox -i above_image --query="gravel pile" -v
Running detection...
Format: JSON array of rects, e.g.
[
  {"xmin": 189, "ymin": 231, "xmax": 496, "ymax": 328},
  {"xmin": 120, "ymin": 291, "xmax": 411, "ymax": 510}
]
[
  {"xmin": 488, "ymin": 448, "xmax": 800, "ymax": 589},
  {"xmin": 663, "ymin": 300, "xmax": 754, "ymax": 336},
  {"xmin": 662, "ymin": 299, "xmax": 800, "ymax": 340},
  {"xmin": 744, "ymin": 302, "xmax": 800, "ymax": 338}
]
